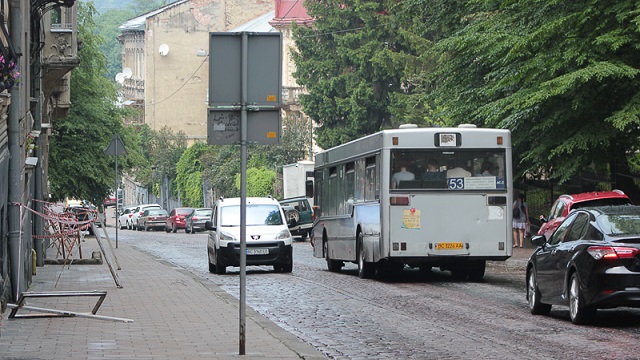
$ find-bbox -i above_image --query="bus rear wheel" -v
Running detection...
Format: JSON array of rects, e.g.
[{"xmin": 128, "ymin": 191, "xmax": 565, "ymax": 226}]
[
  {"xmin": 324, "ymin": 240, "xmax": 343, "ymax": 272},
  {"xmin": 467, "ymin": 260, "xmax": 486, "ymax": 282},
  {"xmin": 357, "ymin": 233, "xmax": 375, "ymax": 279}
]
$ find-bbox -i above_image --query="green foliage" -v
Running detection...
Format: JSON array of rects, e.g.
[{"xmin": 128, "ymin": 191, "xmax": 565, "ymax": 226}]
[
  {"xmin": 48, "ymin": 2, "xmax": 128, "ymax": 205},
  {"xmin": 234, "ymin": 167, "xmax": 276, "ymax": 197},
  {"xmin": 292, "ymin": 0, "xmax": 415, "ymax": 149},
  {"xmin": 292, "ymin": 0, "xmax": 640, "ymax": 198},
  {"xmin": 175, "ymin": 142, "xmax": 209, "ymax": 206},
  {"xmin": 94, "ymin": 8, "xmax": 135, "ymax": 79}
]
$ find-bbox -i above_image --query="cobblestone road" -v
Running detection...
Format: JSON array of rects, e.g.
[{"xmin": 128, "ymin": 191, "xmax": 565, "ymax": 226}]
[{"xmin": 116, "ymin": 228, "xmax": 640, "ymax": 360}]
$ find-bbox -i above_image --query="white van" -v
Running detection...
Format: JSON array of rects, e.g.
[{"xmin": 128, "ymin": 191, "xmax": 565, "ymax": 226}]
[{"xmin": 206, "ymin": 197, "xmax": 296, "ymax": 274}]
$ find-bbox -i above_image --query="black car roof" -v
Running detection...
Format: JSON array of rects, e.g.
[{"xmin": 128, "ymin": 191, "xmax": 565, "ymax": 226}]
[{"xmin": 578, "ymin": 204, "xmax": 639, "ymax": 216}]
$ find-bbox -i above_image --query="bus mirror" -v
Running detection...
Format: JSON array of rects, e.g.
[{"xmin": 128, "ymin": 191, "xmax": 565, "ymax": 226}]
[{"xmin": 305, "ymin": 180, "xmax": 314, "ymax": 198}]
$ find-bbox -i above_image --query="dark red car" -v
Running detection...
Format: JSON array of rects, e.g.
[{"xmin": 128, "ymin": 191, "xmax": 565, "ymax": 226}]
[
  {"xmin": 165, "ymin": 207, "xmax": 194, "ymax": 233},
  {"xmin": 537, "ymin": 190, "xmax": 632, "ymax": 240}
]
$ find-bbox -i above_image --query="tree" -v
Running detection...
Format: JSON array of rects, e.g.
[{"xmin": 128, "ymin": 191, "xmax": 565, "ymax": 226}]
[
  {"xmin": 175, "ymin": 142, "xmax": 209, "ymax": 207},
  {"xmin": 95, "ymin": 8, "xmax": 135, "ymax": 80},
  {"xmin": 49, "ymin": 2, "xmax": 128, "ymax": 205},
  {"xmin": 292, "ymin": 0, "xmax": 412, "ymax": 149},
  {"xmin": 149, "ymin": 126, "xmax": 187, "ymax": 193},
  {"xmin": 419, "ymin": 0, "xmax": 640, "ymax": 198},
  {"xmin": 234, "ymin": 167, "xmax": 276, "ymax": 197}
]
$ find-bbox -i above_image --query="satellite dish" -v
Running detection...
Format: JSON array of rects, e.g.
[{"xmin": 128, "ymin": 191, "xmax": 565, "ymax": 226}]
[
  {"xmin": 115, "ymin": 73, "xmax": 125, "ymax": 84},
  {"xmin": 159, "ymin": 44, "xmax": 169, "ymax": 56},
  {"xmin": 122, "ymin": 67, "xmax": 132, "ymax": 79}
]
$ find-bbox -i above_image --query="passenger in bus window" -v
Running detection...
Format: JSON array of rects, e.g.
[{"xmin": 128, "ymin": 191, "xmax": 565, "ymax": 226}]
[
  {"xmin": 478, "ymin": 161, "xmax": 497, "ymax": 177},
  {"xmin": 391, "ymin": 163, "xmax": 415, "ymax": 189},
  {"xmin": 446, "ymin": 165, "xmax": 471, "ymax": 178},
  {"xmin": 422, "ymin": 158, "xmax": 445, "ymax": 180}
]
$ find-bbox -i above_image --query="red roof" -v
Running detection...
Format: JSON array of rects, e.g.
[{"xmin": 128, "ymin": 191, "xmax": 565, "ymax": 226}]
[{"xmin": 270, "ymin": 0, "xmax": 313, "ymax": 26}]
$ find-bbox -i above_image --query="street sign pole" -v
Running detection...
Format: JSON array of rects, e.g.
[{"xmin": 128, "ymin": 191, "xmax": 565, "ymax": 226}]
[
  {"xmin": 207, "ymin": 32, "xmax": 281, "ymax": 356},
  {"xmin": 105, "ymin": 133, "xmax": 127, "ymax": 249},
  {"xmin": 239, "ymin": 32, "xmax": 248, "ymax": 356}
]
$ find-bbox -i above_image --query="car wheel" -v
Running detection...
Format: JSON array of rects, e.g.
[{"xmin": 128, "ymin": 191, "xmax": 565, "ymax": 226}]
[
  {"xmin": 324, "ymin": 240, "xmax": 343, "ymax": 272},
  {"xmin": 119, "ymin": 220, "xmax": 125, "ymax": 230},
  {"xmin": 172, "ymin": 224, "xmax": 177, "ymax": 233},
  {"xmin": 185, "ymin": 225, "xmax": 191, "ymax": 234},
  {"xmin": 357, "ymin": 232, "xmax": 375, "ymax": 279},
  {"xmin": 165, "ymin": 225, "xmax": 171, "ymax": 233},
  {"xmin": 144, "ymin": 223, "xmax": 149, "ymax": 231},
  {"xmin": 569, "ymin": 272, "xmax": 595, "ymax": 324},
  {"xmin": 528, "ymin": 269, "xmax": 551, "ymax": 315},
  {"xmin": 208, "ymin": 259, "xmax": 216, "ymax": 273}
]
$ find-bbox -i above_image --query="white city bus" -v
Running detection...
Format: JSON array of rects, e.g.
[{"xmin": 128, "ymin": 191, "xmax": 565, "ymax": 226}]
[{"xmin": 309, "ymin": 124, "xmax": 512, "ymax": 280}]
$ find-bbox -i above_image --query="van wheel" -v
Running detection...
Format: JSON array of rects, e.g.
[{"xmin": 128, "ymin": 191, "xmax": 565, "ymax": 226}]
[
  {"xmin": 324, "ymin": 240, "xmax": 343, "ymax": 272},
  {"xmin": 357, "ymin": 232, "xmax": 375, "ymax": 279},
  {"xmin": 215, "ymin": 251, "xmax": 226, "ymax": 275}
]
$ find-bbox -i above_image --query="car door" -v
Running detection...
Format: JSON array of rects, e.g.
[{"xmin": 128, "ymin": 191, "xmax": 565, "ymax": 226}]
[
  {"xmin": 535, "ymin": 212, "xmax": 577, "ymax": 299},
  {"xmin": 548, "ymin": 212, "xmax": 590, "ymax": 301}
]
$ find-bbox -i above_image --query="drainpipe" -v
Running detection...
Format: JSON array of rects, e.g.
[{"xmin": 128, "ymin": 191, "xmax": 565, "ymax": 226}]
[
  {"xmin": 7, "ymin": 0, "xmax": 23, "ymax": 300},
  {"xmin": 34, "ymin": 74, "xmax": 44, "ymax": 266}
]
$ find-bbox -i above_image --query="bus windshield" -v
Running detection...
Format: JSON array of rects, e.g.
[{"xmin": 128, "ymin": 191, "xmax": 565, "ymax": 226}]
[{"xmin": 391, "ymin": 149, "xmax": 506, "ymax": 190}]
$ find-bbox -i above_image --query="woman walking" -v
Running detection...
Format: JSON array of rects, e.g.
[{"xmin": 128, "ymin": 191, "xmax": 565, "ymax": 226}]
[{"xmin": 512, "ymin": 193, "xmax": 529, "ymax": 248}]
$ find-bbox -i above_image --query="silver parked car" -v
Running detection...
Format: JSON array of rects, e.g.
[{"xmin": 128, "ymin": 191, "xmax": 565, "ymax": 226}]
[
  {"xmin": 185, "ymin": 208, "xmax": 212, "ymax": 234},
  {"xmin": 138, "ymin": 208, "xmax": 169, "ymax": 232}
]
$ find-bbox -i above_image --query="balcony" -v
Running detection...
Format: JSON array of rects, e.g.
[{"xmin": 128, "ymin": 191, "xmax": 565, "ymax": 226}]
[{"xmin": 40, "ymin": 5, "xmax": 80, "ymax": 92}]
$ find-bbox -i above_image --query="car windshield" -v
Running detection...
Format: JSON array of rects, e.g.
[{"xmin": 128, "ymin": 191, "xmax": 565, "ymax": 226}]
[
  {"xmin": 220, "ymin": 205, "xmax": 283, "ymax": 226},
  {"xmin": 596, "ymin": 214, "xmax": 640, "ymax": 236},
  {"xmin": 194, "ymin": 209, "xmax": 212, "ymax": 217},
  {"xmin": 177, "ymin": 208, "xmax": 193, "ymax": 215},
  {"xmin": 148, "ymin": 209, "xmax": 167, "ymax": 216}
]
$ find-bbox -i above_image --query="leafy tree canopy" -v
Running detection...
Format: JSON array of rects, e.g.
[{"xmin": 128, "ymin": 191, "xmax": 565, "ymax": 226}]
[
  {"xmin": 49, "ymin": 2, "xmax": 128, "ymax": 205},
  {"xmin": 293, "ymin": 0, "xmax": 640, "ymax": 199}
]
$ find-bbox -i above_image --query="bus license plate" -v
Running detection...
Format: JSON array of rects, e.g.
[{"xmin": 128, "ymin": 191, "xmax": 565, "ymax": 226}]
[
  {"xmin": 247, "ymin": 248, "xmax": 269, "ymax": 255},
  {"xmin": 435, "ymin": 242, "xmax": 464, "ymax": 250}
]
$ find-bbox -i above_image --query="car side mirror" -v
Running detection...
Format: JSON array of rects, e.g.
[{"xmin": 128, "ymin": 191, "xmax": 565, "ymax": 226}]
[
  {"xmin": 539, "ymin": 215, "xmax": 547, "ymax": 223},
  {"xmin": 530, "ymin": 235, "xmax": 547, "ymax": 247},
  {"xmin": 205, "ymin": 220, "xmax": 215, "ymax": 231}
]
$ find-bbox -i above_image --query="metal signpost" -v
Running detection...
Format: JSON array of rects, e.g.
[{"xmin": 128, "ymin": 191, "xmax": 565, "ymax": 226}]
[
  {"xmin": 207, "ymin": 32, "xmax": 282, "ymax": 355},
  {"xmin": 105, "ymin": 133, "xmax": 127, "ymax": 248}
]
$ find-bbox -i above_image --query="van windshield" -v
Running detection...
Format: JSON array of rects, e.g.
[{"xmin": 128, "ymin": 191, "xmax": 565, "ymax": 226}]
[{"xmin": 220, "ymin": 205, "xmax": 283, "ymax": 226}]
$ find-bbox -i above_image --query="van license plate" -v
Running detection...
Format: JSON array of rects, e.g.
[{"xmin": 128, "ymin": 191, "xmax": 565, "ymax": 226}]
[
  {"xmin": 435, "ymin": 242, "xmax": 464, "ymax": 250},
  {"xmin": 247, "ymin": 248, "xmax": 269, "ymax": 255}
]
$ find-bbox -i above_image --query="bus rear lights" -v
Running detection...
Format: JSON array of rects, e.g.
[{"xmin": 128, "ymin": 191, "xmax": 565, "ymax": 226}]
[
  {"xmin": 393, "ymin": 242, "xmax": 399, "ymax": 251},
  {"xmin": 392, "ymin": 242, "xmax": 407, "ymax": 251},
  {"xmin": 401, "ymin": 242, "xmax": 407, "ymax": 251},
  {"xmin": 496, "ymin": 136, "xmax": 503, "ymax": 145},
  {"xmin": 390, "ymin": 196, "xmax": 409, "ymax": 205},
  {"xmin": 392, "ymin": 136, "xmax": 399, "ymax": 145}
]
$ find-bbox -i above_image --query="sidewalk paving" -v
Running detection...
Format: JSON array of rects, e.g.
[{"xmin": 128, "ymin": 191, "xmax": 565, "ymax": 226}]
[{"xmin": 0, "ymin": 226, "xmax": 327, "ymax": 360}]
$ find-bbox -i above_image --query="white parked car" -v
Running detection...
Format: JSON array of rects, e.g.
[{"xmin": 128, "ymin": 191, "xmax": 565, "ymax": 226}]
[
  {"xmin": 118, "ymin": 205, "xmax": 138, "ymax": 230},
  {"xmin": 131, "ymin": 204, "xmax": 161, "ymax": 231},
  {"xmin": 206, "ymin": 196, "xmax": 297, "ymax": 274}
]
